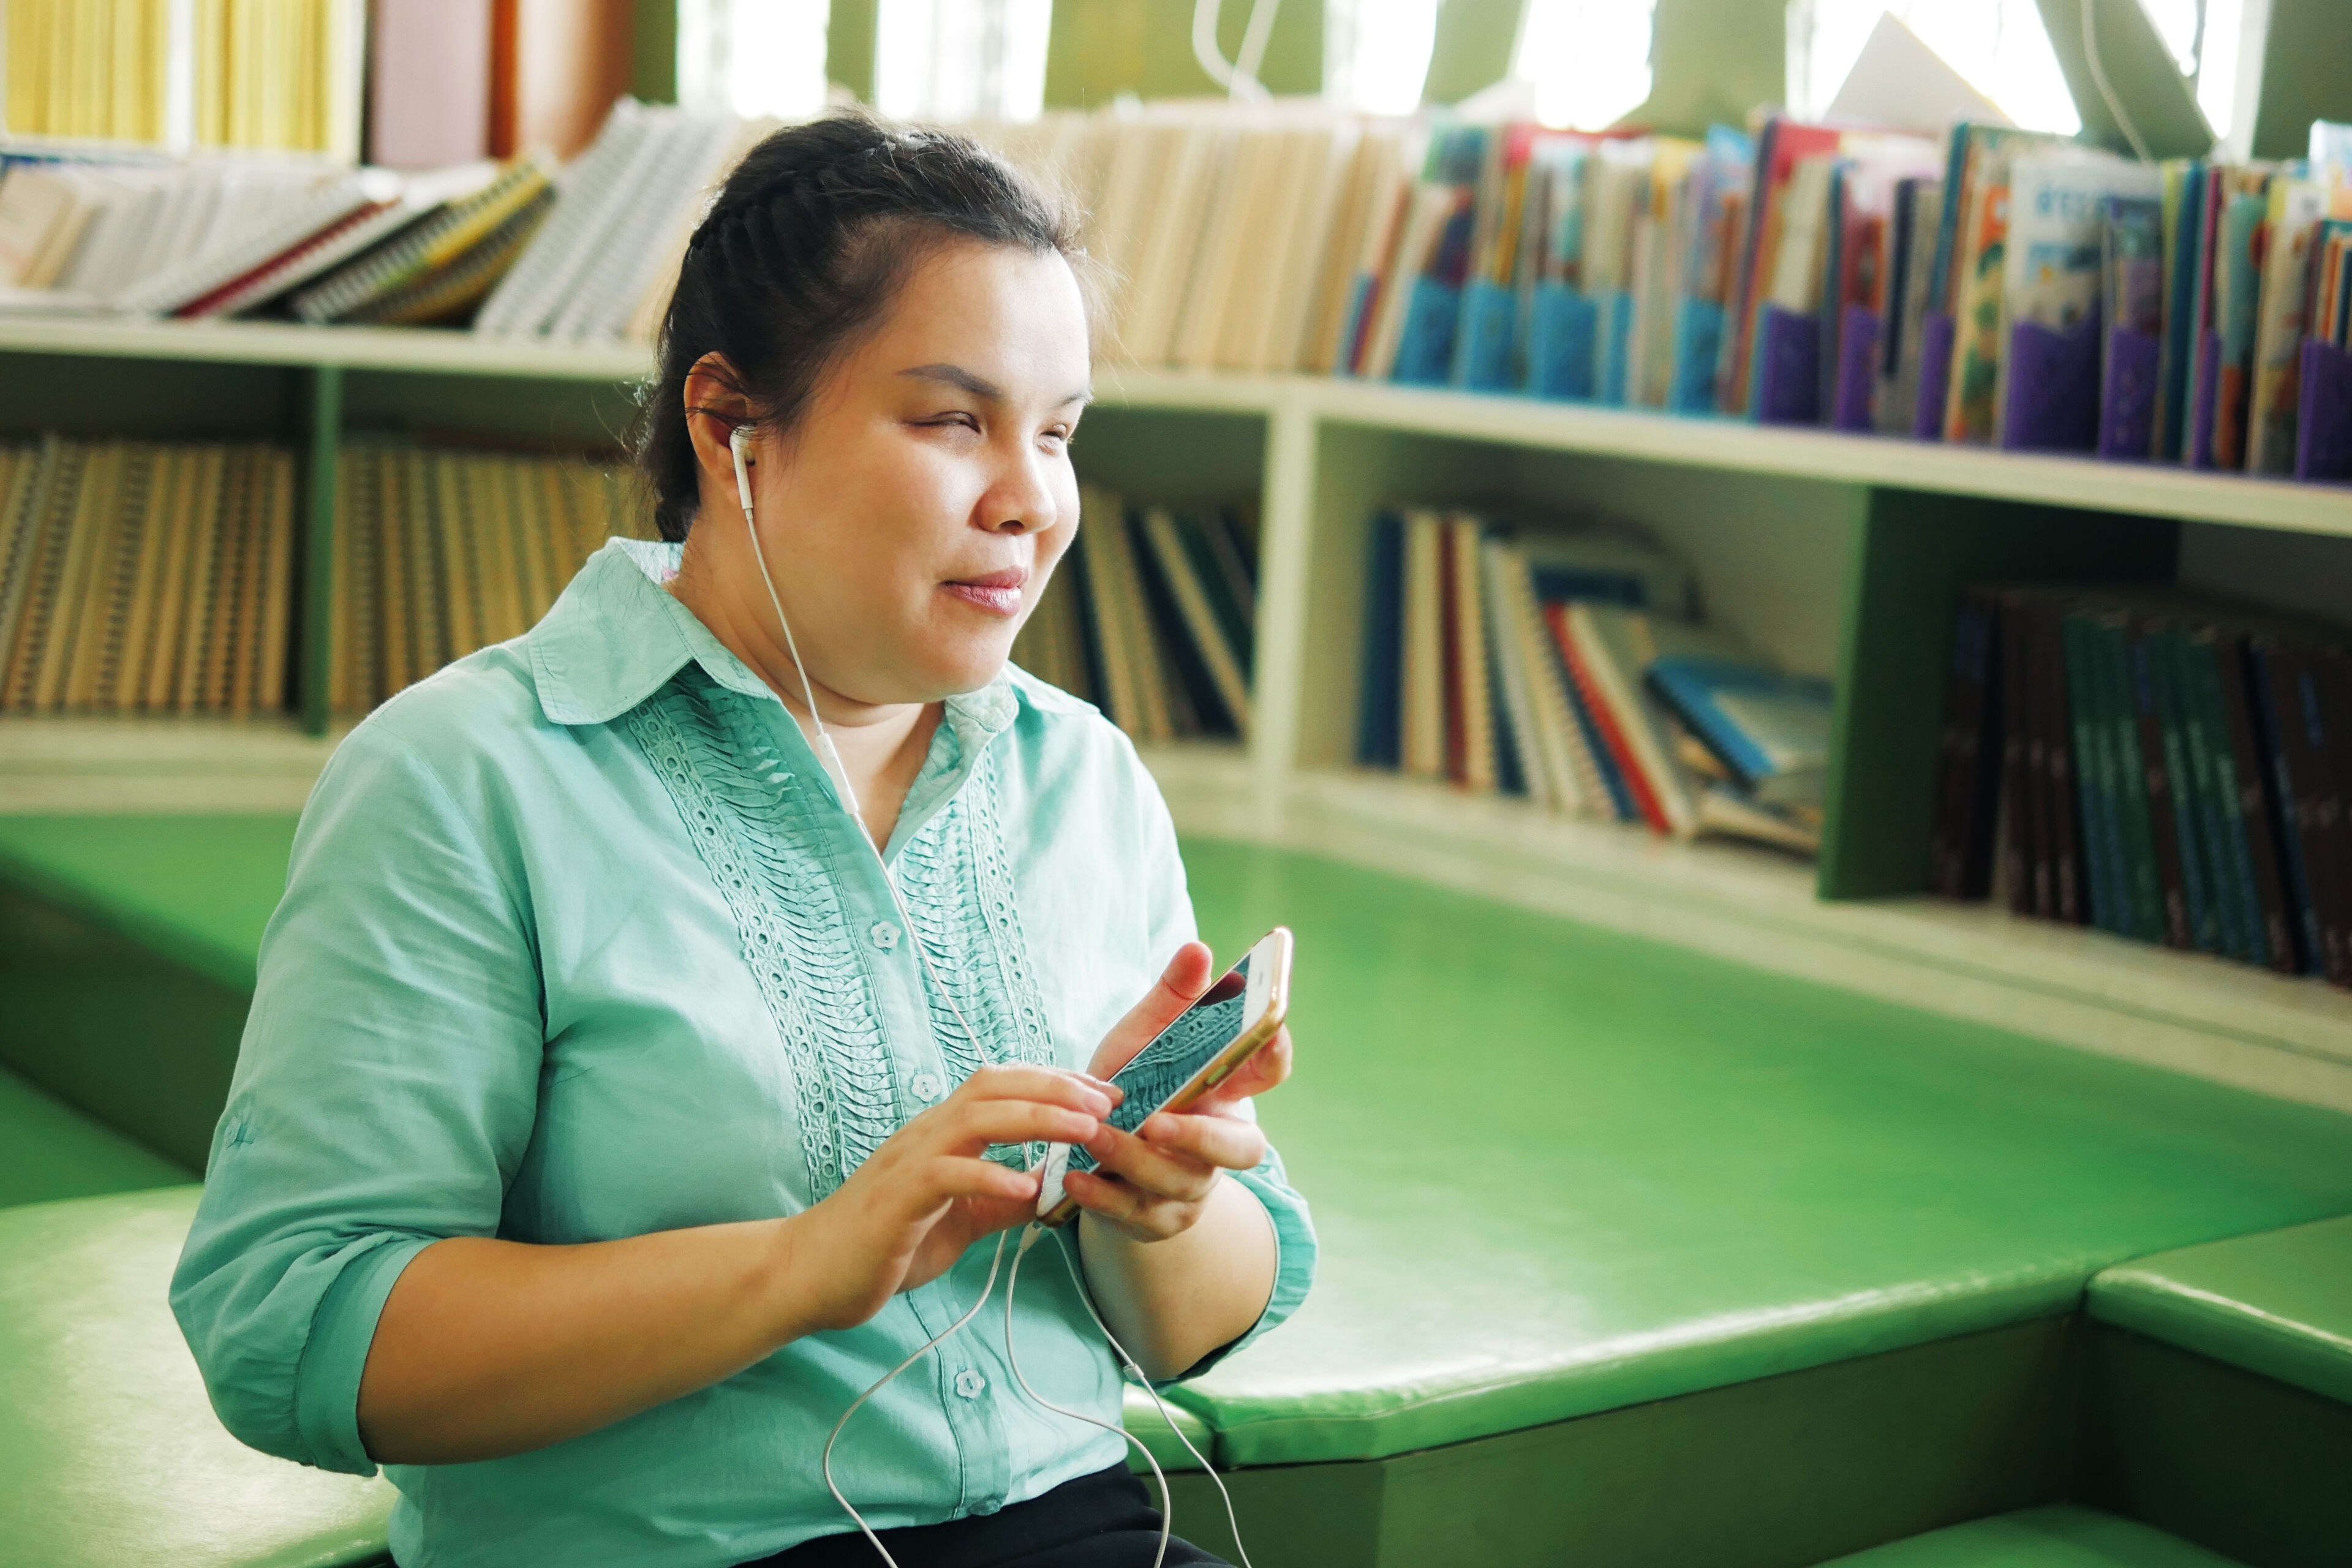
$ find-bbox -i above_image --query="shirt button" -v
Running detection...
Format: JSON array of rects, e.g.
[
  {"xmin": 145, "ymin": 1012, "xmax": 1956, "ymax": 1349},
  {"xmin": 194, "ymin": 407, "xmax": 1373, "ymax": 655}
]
[
  {"xmin": 911, "ymin": 1072, "xmax": 943, "ymax": 1103},
  {"xmin": 953, "ymin": 1369, "xmax": 987, "ymax": 1400},
  {"xmin": 869, "ymin": 920, "xmax": 901, "ymax": 952}
]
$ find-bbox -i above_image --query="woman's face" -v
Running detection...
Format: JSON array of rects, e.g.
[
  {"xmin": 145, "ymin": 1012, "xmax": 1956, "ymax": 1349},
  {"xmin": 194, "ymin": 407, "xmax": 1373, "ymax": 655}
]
[{"xmin": 695, "ymin": 238, "xmax": 1093, "ymax": 707}]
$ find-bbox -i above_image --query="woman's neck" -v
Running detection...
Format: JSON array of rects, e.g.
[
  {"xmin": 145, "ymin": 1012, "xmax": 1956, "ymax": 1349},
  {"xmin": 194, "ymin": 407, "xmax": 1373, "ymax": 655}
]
[{"xmin": 666, "ymin": 552, "xmax": 941, "ymax": 851}]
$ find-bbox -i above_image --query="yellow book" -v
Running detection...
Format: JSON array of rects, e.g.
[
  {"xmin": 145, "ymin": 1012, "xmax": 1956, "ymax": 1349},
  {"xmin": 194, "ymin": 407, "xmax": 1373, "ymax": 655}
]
[
  {"xmin": 37, "ymin": 443, "xmax": 125, "ymax": 711},
  {"xmin": 168, "ymin": 445, "xmax": 226, "ymax": 712},
  {"xmin": 372, "ymin": 447, "xmax": 412, "ymax": 699},
  {"xmin": 205, "ymin": 447, "xmax": 258, "ymax": 712},
  {"xmin": 142, "ymin": 445, "xmax": 213, "ymax": 710},
  {"xmin": 430, "ymin": 451, "xmax": 482, "ymax": 662},
  {"xmin": 65, "ymin": 442, "xmax": 156, "ymax": 710},
  {"xmin": 221, "ymin": 449, "xmax": 266, "ymax": 714},
  {"xmin": 544, "ymin": 459, "xmax": 591, "ymax": 581},
  {"xmin": 4, "ymin": 441, "xmax": 85, "ymax": 708},
  {"xmin": 502, "ymin": 456, "xmax": 554, "ymax": 627},
  {"xmin": 4, "ymin": 0, "xmax": 43, "ymax": 135},
  {"xmin": 326, "ymin": 448, "xmax": 355, "ymax": 713},
  {"xmin": 336, "ymin": 444, "xmax": 383, "ymax": 712},
  {"xmin": 405, "ymin": 450, "xmax": 448, "ymax": 684},
  {"xmin": 252, "ymin": 449, "xmax": 295, "ymax": 712},
  {"xmin": 474, "ymin": 456, "xmax": 529, "ymax": 646},
  {"xmin": 116, "ymin": 445, "xmax": 183, "ymax": 710},
  {"xmin": 0, "ymin": 442, "xmax": 47, "ymax": 699}
]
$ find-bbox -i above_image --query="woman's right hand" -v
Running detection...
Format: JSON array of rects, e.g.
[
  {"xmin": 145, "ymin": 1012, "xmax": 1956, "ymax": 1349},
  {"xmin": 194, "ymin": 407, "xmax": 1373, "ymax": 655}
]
[{"xmin": 780, "ymin": 1065, "xmax": 1118, "ymax": 1333}]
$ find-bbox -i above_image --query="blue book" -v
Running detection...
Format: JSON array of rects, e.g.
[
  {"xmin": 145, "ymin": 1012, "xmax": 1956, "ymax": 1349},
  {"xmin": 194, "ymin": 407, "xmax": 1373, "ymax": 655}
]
[
  {"xmin": 1525, "ymin": 284, "xmax": 1598, "ymax": 400},
  {"xmin": 1451, "ymin": 279, "xmax": 1518, "ymax": 391},
  {"xmin": 2158, "ymin": 162, "xmax": 2205, "ymax": 460},
  {"xmin": 1596, "ymin": 288, "xmax": 1635, "ymax": 404},
  {"xmin": 1645, "ymin": 657, "xmax": 1834, "ymax": 804},
  {"xmin": 1356, "ymin": 511, "xmax": 1406, "ymax": 767}
]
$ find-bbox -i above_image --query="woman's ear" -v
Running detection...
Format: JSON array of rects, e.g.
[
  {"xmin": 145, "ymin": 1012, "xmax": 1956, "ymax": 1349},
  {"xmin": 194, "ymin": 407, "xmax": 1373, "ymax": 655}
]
[{"xmin": 682, "ymin": 352, "xmax": 755, "ymax": 502}]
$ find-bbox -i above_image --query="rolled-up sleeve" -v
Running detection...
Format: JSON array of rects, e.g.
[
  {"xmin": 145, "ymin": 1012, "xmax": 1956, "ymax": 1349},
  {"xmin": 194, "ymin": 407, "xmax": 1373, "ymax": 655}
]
[{"xmin": 169, "ymin": 718, "xmax": 545, "ymax": 1475}]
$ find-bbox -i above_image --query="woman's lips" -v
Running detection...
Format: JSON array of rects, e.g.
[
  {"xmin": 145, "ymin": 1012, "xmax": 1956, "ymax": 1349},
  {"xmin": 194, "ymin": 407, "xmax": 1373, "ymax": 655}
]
[{"xmin": 942, "ymin": 568, "xmax": 1028, "ymax": 617}]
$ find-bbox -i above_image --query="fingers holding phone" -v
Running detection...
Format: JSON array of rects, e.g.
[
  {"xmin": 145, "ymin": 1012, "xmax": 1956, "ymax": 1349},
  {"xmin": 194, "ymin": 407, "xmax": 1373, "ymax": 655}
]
[{"xmin": 1038, "ymin": 928, "xmax": 1292, "ymax": 1232}]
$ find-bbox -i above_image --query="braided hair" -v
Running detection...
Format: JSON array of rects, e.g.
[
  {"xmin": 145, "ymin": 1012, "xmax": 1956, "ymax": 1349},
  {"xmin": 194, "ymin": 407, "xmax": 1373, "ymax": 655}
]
[{"xmin": 633, "ymin": 112, "xmax": 1093, "ymax": 541}]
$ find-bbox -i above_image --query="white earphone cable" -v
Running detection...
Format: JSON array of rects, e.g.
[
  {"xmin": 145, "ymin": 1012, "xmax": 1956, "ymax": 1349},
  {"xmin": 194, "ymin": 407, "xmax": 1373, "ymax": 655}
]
[
  {"xmin": 1044, "ymin": 1227, "xmax": 1257, "ymax": 1568},
  {"xmin": 1001, "ymin": 1224, "xmax": 1175, "ymax": 1568},
  {"xmin": 820, "ymin": 1229, "xmax": 1011, "ymax": 1568}
]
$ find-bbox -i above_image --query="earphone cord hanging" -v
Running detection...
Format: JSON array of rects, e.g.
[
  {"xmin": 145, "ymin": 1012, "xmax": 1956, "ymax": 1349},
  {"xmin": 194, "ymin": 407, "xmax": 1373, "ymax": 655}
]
[{"xmin": 1002, "ymin": 1223, "xmax": 1260, "ymax": 1568}]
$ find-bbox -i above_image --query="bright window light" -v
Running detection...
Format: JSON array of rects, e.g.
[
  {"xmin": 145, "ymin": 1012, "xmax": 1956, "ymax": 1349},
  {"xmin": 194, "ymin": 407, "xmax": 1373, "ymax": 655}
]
[
  {"xmin": 1515, "ymin": 0, "xmax": 1656, "ymax": 131},
  {"xmin": 875, "ymin": 0, "xmax": 1054, "ymax": 123},
  {"xmin": 1789, "ymin": 0, "xmax": 2080, "ymax": 135},
  {"xmin": 676, "ymin": 0, "xmax": 830, "ymax": 120},
  {"xmin": 2189, "ymin": 0, "xmax": 2244, "ymax": 147},
  {"xmin": 1327, "ymin": 0, "xmax": 1442, "ymax": 115}
]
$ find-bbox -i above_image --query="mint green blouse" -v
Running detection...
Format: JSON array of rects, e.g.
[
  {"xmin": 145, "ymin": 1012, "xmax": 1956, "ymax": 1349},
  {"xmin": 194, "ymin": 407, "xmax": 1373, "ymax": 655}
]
[{"xmin": 169, "ymin": 538, "xmax": 1316, "ymax": 1568}]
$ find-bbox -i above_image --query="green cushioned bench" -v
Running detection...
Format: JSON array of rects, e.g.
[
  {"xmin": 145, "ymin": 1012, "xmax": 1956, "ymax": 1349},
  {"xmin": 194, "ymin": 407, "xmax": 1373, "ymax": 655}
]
[
  {"xmin": 0, "ymin": 1064, "xmax": 186, "ymax": 1210},
  {"xmin": 0, "ymin": 1188, "xmax": 394, "ymax": 1568},
  {"xmin": 2071, "ymin": 1218, "xmax": 2352, "ymax": 1568},
  {"xmin": 1815, "ymin": 1507, "xmax": 2243, "ymax": 1566},
  {"xmin": 2089, "ymin": 1215, "xmax": 2352, "ymax": 1409},
  {"xmin": 9, "ymin": 819, "xmax": 2352, "ymax": 1567}
]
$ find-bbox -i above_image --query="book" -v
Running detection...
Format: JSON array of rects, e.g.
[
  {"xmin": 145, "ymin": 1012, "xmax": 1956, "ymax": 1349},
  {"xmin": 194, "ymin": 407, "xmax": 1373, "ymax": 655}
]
[
  {"xmin": 1648, "ymin": 655, "xmax": 1834, "ymax": 807},
  {"xmin": 1940, "ymin": 582, "xmax": 2352, "ymax": 985},
  {"xmin": 289, "ymin": 154, "xmax": 552, "ymax": 325}
]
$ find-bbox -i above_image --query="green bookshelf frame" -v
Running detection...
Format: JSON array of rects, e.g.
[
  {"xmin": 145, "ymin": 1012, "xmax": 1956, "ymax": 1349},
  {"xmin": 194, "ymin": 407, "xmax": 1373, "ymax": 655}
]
[{"xmin": 2, "ymin": 316, "xmax": 2347, "ymax": 1113}]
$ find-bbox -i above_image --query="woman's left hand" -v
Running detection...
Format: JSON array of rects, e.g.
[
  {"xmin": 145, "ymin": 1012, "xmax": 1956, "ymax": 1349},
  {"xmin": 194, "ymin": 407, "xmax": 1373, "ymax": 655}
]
[{"xmin": 1069, "ymin": 941, "xmax": 1293, "ymax": 1243}]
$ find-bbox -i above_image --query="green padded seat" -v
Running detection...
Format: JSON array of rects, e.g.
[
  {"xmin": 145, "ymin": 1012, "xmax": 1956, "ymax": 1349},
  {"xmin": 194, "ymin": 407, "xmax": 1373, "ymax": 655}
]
[
  {"xmin": 0, "ymin": 1064, "xmax": 187, "ymax": 1210},
  {"xmin": 1172, "ymin": 842, "xmax": 2352, "ymax": 1466},
  {"xmin": 0, "ymin": 1186, "xmax": 394, "ymax": 1568},
  {"xmin": 1814, "ymin": 1506, "xmax": 2243, "ymax": 1566},
  {"xmin": 2087, "ymin": 1215, "xmax": 2352, "ymax": 1408},
  {"xmin": 0, "ymin": 815, "xmax": 293, "ymax": 993}
]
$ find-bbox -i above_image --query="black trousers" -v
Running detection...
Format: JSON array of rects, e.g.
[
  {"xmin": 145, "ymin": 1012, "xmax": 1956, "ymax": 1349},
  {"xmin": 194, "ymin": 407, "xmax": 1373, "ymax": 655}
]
[{"xmin": 741, "ymin": 1464, "xmax": 1232, "ymax": 1568}]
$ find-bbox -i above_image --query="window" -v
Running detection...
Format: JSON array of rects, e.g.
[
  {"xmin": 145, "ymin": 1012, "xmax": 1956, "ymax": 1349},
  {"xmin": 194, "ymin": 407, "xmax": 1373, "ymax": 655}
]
[
  {"xmin": 1326, "ymin": 0, "xmax": 1442, "ymax": 114},
  {"xmin": 677, "ymin": 0, "xmax": 831, "ymax": 120},
  {"xmin": 1513, "ymin": 0, "xmax": 1657, "ymax": 131},
  {"xmin": 875, "ymin": 0, "xmax": 1054, "ymax": 123},
  {"xmin": 1786, "ymin": 0, "xmax": 2079, "ymax": 134}
]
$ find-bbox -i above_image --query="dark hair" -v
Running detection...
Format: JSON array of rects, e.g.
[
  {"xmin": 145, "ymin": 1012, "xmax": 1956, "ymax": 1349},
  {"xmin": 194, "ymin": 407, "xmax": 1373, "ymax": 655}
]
[{"xmin": 634, "ymin": 112, "xmax": 1091, "ymax": 541}]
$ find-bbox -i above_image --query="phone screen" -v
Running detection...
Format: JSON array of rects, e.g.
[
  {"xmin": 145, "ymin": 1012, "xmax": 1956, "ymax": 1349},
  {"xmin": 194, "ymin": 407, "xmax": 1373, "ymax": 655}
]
[{"xmin": 1065, "ymin": 954, "xmax": 1254, "ymax": 1181}]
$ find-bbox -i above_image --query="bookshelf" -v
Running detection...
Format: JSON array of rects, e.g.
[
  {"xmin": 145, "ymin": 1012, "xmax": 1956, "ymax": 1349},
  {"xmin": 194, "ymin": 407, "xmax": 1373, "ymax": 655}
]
[{"xmin": 3, "ymin": 316, "xmax": 2349, "ymax": 1113}]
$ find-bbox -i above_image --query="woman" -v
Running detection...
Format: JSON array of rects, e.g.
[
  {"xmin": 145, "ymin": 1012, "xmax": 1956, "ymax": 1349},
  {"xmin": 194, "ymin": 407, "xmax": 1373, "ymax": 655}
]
[{"xmin": 170, "ymin": 115, "xmax": 1314, "ymax": 1567}]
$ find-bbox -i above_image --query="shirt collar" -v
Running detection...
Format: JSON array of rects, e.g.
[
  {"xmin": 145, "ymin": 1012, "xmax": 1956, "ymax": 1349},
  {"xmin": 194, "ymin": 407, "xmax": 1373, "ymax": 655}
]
[{"xmin": 528, "ymin": 537, "xmax": 1024, "ymax": 738}]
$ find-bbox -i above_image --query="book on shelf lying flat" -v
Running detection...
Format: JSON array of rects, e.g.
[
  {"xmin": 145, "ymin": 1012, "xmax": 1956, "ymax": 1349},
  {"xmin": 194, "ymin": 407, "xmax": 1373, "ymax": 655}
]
[
  {"xmin": 1357, "ymin": 507, "xmax": 1826, "ymax": 854},
  {"xmin": 289, "ymin": 155, "xmax": 554, "ymax": 325},
  {"xmin": 1932, "ymin": 582, "xmax": 2352, "ymax": 990},
  {"xmin": 1007, "ymin": 486, "xmax": 1256, "ymax": 746},
  {"xmin": 0, "ymin": 436, "xmax": 295, "ymax": 715}
]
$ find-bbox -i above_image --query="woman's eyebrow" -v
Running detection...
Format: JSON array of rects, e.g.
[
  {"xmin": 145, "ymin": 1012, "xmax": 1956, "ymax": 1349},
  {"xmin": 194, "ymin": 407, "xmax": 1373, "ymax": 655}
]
[{"xmin": 899, "ymin": 363, "xmax": 1094, "ymax": 408}]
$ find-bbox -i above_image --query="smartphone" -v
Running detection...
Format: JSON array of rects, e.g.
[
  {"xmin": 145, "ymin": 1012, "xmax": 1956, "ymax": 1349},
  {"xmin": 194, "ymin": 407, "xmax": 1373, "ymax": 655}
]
[{"xmin": 1035, "ymin": 927, "xmax": 1292, "ymax": 1227}]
